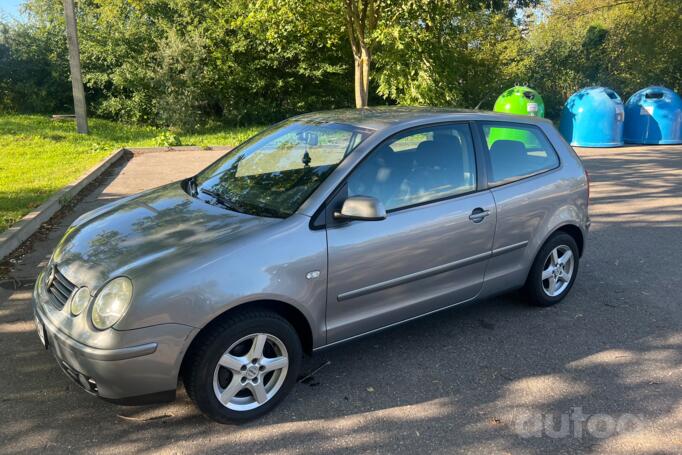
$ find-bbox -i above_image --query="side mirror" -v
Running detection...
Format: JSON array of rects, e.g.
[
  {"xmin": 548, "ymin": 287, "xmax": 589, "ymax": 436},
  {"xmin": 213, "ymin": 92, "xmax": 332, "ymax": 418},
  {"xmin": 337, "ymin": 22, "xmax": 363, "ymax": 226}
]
[{"xmin": 334, "ymin": 196, "xmax": 387, "ymax": 221}]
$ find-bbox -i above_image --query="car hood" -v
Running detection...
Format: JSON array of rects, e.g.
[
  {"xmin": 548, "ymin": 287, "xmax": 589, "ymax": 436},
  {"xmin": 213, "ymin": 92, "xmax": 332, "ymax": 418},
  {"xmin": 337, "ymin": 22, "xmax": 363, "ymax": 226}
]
[{"xmin": 52, "ymin": 182, "xmax": 278, "ymax": 290}]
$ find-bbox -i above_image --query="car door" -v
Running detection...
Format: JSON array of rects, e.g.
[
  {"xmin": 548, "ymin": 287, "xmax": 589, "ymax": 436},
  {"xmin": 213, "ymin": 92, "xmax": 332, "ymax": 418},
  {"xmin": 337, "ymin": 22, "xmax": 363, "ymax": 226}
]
[
  {"xmin": 475, "ymin": 121, "xmax": 565, "ymax": 292},
  {"xmin": 324, "ymin": 122, "xmax": 497, "ymax": 344}
]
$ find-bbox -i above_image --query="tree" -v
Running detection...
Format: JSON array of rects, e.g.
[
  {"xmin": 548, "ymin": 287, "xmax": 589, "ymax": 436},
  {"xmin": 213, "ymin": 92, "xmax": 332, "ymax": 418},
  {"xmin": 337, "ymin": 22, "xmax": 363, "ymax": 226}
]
[
  {"xmin": 524, "ymin": 0, "xmax": 682, "ymax": 118},
  {"xmin": 212, "ymin": 0, "xmax": 352, "ymax": 123},
  {"xmin": 344, "ymin": 0, "xmax": 380, "ymax": 108},
  {"xmin": 372, "ymin": 0, "xmax": 527, "ymax": 109},
  {"xmin": 0, "ymin": 7, "xmax": 71, "ymax": 114},
  {"xmin": 4, "ymin": 0, "xmax": 680, "ymax": 124}
]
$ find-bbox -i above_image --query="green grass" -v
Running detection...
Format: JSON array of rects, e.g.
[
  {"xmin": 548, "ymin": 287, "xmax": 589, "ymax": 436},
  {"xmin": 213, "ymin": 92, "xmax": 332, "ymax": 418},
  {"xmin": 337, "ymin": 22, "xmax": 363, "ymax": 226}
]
[{"xmin": 0, "ymin": 114, "xmax": 262, "ymax": 232}]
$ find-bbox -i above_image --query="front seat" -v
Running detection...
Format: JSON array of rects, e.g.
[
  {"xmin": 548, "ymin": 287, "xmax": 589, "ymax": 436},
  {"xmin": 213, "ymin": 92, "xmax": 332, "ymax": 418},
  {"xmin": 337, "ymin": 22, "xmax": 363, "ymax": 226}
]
[
  {"xmin": 399, "ymin": 134, "xmax": 465, "ymax": 202},
  {"xmin": 488, "ymin": 140, "xmax": 527, "ymax": 182}
]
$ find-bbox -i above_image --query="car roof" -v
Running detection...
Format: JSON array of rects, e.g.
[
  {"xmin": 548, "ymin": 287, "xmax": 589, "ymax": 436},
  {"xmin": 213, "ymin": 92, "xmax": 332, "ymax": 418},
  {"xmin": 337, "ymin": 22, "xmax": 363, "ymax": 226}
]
[{"xmin": 291, "ymin": 106, "xmax": 553, "ymax": 131}]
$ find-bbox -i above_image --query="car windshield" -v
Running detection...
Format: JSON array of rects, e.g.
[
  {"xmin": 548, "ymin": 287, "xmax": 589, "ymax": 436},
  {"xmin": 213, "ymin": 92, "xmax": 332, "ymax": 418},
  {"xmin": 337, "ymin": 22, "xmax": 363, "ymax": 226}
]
[{"xmin": 194, "ymin": 121, "xmax": 373, "ymax": 218}]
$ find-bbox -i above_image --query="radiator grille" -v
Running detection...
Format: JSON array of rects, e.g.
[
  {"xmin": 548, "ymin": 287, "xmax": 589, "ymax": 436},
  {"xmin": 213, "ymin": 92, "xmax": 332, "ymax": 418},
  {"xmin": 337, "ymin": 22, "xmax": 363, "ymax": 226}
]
[{"xmin": 47, "ymin": 266, "xmax": 76, "ymax": 310}]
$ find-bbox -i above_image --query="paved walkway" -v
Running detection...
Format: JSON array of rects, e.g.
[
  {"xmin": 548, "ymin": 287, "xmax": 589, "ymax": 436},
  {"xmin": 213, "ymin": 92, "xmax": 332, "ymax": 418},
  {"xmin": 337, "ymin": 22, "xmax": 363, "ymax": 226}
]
[
  {"xmin": 1, "ymin": 146, "xmax": 682, "ymax": 454},
  {"xmin": 2, "ymin": 150, "xmax": 224, "ymax": 281}
]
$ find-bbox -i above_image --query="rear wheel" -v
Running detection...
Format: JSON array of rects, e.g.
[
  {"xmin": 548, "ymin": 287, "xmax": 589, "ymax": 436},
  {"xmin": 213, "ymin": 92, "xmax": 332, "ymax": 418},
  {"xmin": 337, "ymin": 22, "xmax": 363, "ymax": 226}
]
[
  {"xmin": 183, "ymin": 310, "xmax": 302, "ymax": 423},
  {"xmin": 524, "ymin": 232, "xmax": 579, "ymax": 306}
]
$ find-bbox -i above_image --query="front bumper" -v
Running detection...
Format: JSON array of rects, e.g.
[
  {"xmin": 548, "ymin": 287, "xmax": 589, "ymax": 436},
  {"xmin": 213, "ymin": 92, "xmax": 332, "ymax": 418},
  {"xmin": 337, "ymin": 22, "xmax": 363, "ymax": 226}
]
[{"xmin": 33, "ymin": 275, "xmax": 197, "ymax": 405}]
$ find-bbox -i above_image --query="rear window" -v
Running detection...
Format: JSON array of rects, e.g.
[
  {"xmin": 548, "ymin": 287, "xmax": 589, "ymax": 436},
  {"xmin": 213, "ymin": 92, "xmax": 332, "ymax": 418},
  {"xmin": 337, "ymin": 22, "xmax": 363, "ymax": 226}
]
[{"xmin": 481, "ymin": 123, "xmax": 559, "ymax": 185}]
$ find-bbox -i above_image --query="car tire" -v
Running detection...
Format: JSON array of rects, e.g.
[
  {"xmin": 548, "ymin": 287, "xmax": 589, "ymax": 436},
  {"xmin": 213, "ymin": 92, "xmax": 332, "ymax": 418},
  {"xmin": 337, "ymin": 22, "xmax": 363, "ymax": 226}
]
[
  {"xmin": 183, "ymin": 309, "xmax": 302, "ymax": 424},
  {"xmin": 523, "ymin": 232, "xmax": 580, "ymax": 307}
]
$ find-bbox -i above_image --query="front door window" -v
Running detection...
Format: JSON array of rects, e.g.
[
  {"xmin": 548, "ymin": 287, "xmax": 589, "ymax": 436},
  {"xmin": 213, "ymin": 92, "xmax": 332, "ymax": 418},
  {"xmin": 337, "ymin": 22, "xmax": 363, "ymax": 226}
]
[{"xmin": 347, "ymin": 124, "xmax": 477, "ymax": 211}]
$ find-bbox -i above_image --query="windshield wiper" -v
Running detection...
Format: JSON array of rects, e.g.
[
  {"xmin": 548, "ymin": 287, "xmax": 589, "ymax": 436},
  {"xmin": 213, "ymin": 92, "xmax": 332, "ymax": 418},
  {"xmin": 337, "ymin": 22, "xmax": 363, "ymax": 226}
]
[
  {"xmin": 200, "ymin": 188, "xmax": 288, "ymax": 218},
  {"xmin": 200, "ymin": 188, "xmax": 243, "ymax": 213}
]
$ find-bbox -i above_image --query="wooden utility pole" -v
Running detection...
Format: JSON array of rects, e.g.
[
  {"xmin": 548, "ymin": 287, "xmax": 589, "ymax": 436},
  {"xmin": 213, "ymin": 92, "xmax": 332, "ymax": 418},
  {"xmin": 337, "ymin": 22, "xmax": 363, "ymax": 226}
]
[{"xmin": 63, "ymin": 0, "xmax": 88, "ymax": 134}]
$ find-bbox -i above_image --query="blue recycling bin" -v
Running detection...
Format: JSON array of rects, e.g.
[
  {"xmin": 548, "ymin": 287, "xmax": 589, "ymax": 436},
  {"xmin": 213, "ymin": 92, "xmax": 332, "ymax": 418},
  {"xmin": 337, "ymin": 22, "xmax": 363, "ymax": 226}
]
[
  {"xmin": 623, "ymin": 86, "xmax": 682, "ymax": 145},
  {"xmin": 559, "ymin": 87, "xmax": 625, "ymax": 147}
]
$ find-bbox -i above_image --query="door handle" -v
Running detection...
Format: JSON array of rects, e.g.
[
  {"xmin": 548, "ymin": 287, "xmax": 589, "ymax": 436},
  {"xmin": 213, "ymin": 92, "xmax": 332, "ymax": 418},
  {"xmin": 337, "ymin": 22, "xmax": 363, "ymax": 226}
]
[{"xmin": 469, "ymin": 208, "xmax": 490, "ymax": 223}]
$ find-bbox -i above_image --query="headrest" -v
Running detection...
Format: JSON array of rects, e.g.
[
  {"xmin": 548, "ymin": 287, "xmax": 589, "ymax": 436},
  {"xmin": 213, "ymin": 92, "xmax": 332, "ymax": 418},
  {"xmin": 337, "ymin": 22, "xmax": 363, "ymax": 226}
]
[{"xmin": 489, "ymin": 140, "xmax": 526, "ymax": 159}]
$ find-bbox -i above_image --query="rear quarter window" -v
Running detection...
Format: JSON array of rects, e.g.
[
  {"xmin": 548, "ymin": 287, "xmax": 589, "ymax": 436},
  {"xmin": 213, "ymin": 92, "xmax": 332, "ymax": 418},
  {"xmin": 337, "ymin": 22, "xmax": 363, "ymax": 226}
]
[{"xmin": 481, "ymin": 123, "xmax": 559, "ymax": 185}]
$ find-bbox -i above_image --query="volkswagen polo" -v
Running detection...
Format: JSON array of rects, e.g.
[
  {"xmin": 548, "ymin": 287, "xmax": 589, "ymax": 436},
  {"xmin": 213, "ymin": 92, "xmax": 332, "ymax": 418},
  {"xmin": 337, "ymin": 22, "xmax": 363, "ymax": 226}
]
[{"xmin": 33, "ymin": 108, "xmax": 589, "ymax": 423}]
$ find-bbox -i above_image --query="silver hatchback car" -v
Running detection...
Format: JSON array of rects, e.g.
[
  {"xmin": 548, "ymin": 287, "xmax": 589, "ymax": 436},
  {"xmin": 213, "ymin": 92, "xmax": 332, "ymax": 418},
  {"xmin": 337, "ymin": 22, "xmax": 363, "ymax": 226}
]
[{"xmin": 33, "ymin": 108, "xmax": 589, "ymax": 423}]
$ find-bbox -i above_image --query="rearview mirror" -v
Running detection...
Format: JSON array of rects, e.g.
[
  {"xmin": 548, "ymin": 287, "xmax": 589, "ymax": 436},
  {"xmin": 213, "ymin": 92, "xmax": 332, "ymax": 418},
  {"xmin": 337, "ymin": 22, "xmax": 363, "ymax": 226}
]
[
  {"xmin": 306, "ymin": 132, "xmax": 319, "ymax": 146},
  {"xmin": 296, "ymin": 131, "xmax": 319, "ymax": 146},
  {"xmin": 334, "ymin": 196, "xmax": 387, "ymax": 221}
]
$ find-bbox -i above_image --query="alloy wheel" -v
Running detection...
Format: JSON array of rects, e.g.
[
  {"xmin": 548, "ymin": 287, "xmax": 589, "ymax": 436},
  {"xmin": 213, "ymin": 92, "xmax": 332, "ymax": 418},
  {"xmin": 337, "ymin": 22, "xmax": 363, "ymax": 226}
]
[
  {"xmin": 212, "ymin": 333, "xmax": 289, "ymax": 411},
  {"xmin": 541, "ymin": 245, "xmax": 575, "ymax": 297}
]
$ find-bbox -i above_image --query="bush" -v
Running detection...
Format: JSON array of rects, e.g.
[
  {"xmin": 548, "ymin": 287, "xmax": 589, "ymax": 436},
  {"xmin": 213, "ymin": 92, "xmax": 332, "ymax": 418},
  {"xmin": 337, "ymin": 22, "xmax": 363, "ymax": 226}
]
[
  {"xmin": 153, "ymin": 130, "xmax": 182, "ymax": 147},
  {"xmin": 0, "ymin": 21, "xmax": 72, "ymax": 114}
]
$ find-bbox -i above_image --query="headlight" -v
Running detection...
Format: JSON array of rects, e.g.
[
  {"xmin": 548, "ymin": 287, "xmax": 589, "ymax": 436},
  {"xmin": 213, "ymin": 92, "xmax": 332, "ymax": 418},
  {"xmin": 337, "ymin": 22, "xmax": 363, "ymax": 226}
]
[
  {"xmin": 70, "ymin": 287, "xmax": 91, "ymax": 316},
  {"xmin": 91, "ymin": 277, "xmax": 133, "ymax": 330}
]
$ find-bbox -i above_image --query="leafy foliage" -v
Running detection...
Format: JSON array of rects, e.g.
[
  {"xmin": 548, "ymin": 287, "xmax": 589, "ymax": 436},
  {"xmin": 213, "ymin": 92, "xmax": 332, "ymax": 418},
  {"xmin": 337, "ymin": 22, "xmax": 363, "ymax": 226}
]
[
  {"xmin": 525, "ymin": 0, "xmax": 682, "ymax": 118},
  {"xmin": 0, "ymin": 0, "xmax": 680, "ymax": 123},
  {"xmin": 0, "ymin": 16, "xmax": 71, "ymax": 113},
  {"xmin": 153, "ymin": 129, "xmax": 182, "ymax": 147},
  {"xmin": 373, "ymin": 0, "xmax": 526, "ymax": 109}
]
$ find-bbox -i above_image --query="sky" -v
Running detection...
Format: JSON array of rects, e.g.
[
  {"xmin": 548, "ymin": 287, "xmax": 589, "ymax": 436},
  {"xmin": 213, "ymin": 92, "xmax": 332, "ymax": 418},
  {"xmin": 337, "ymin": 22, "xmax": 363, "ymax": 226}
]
[{"xmin": 0, "ymin": 0, "xmax": 25, "ymax": 20}]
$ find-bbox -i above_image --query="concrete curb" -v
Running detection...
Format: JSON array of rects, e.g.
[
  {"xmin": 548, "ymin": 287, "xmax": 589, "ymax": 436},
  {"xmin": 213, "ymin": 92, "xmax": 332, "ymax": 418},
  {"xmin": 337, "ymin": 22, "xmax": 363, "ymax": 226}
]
[
  {"xmin": 126, "ymin": 145, "xmax": 233, "ymax": 154},
  {"xmin": 0, "ymin": 146, "xmax": 231, "ymax": 262}
]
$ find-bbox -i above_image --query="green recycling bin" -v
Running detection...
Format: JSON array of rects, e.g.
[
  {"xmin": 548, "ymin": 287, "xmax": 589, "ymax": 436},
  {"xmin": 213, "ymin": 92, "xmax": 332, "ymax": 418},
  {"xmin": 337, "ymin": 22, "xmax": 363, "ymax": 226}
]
[
  {"xmin": 489, "ymin": 86, "xmax": 545, "ymax": 147},
  {"xmin": 494, "ymin": 86, "xmax": 545, "ymax": 117}
]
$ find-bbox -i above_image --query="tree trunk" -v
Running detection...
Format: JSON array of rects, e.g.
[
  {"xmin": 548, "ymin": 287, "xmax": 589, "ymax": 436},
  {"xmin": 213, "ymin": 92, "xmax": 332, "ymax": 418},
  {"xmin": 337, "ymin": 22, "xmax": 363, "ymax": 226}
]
[
  {"xmin": 345, "ymin": 0, "xmax": 378, "ymax": 108},
  {"xmin": 354, "ymin": 56, "xmax": 365, "ymax": 108},
  {"xmin": 353, "ymin": 47, "xmax": 371, "ymax": 108},
  {"xmin": 361, "ymin": 46, "xmax": 370, "ymax": 107}
]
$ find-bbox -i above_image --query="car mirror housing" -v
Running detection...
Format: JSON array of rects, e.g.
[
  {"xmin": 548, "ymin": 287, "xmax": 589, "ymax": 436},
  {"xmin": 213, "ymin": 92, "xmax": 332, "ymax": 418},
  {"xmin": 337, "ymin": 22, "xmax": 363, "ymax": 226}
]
[{"xmin": 334, "ymin": 196, "xmax": 387, "ymax": 221}]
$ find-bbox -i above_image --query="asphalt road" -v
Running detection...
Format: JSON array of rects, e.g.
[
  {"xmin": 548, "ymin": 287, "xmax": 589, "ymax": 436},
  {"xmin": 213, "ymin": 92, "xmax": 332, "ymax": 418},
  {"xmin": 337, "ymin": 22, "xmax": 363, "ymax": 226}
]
[{"xmin": 1, "ymin": 145, "xmax": 681, "ymax": 454}]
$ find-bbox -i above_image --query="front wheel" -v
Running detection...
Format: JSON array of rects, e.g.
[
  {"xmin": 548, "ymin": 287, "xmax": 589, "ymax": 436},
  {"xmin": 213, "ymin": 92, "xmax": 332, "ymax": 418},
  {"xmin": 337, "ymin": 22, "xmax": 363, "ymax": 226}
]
[
  {"xmin": 523, "ymin": 232, "xmax": 580, "ymax": 306},
  {"xmin": 183, "ymin": 310, "xmax": 303, "ymax": 423}
]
